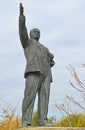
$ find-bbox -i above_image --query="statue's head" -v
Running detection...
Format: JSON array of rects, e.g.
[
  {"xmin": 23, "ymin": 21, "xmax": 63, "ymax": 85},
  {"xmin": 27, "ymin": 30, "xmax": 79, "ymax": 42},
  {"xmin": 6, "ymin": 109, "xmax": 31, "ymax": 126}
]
[{"xmin": 30, "ymin": 28, "xmax": 40, "ymax": 41}]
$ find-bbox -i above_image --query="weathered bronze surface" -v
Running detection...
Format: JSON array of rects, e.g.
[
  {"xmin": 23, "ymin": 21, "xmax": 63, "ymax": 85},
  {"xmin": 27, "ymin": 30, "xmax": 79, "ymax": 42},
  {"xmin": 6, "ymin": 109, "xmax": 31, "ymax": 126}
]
[{"xmin": 19, "ymin": 3, "xmax": 55, "ymax": 128}]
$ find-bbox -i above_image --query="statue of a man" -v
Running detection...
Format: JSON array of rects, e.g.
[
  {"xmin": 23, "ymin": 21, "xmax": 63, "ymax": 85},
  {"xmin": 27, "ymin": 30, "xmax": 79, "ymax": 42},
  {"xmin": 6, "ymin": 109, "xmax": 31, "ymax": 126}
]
[{"xmin": 19, "ymin": 3, "xmax": 55, "ymax": 128}]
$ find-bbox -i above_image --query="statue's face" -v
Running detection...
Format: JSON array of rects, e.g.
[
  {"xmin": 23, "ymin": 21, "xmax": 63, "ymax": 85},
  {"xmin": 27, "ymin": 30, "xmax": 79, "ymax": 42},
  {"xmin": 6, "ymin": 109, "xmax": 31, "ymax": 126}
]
[{"xmin": 30, "ymin": 28, "xmax": 40, "ymax": 40}]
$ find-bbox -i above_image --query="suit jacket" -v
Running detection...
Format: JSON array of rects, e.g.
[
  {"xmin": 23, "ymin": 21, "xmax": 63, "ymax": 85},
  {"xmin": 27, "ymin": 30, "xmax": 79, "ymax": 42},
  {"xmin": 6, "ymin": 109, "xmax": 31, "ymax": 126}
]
[{"xmin": 19, "ymin": 15, "xmax": 54, "ymax": 82}]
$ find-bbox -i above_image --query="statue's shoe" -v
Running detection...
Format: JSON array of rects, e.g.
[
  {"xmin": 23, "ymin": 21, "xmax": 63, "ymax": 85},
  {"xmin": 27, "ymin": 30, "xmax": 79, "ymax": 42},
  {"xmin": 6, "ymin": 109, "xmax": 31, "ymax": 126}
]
[
  {"xmin": 39, "ymin": 123, "xmax": 54, "ymax": 127},
  {"xmin": 22, "ymin": 122, "xmax": 31, "ymax": 128}
]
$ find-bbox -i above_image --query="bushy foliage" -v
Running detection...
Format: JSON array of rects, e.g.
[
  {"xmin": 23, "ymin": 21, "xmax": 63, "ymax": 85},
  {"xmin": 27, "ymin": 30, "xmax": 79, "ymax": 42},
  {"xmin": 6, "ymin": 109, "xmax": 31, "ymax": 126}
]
[
  {"xmin": 32, "ymin": 111, "xmax": 56, "ymax": 126},
  {"xmin": 48, "ymin": 116, "xmax": 56, "ymax": 126},
  {"xmin": 0, "ymin": 117, "xmax": 21, "ymax": 130},
  {"xmin": 32, "ymin": 111, "xmax": 38, "ymax": 126},
  {"xmin": 0, "ymin": 101, "xmax": 21, "ymax": 130},
  {"xmin": 0, "ymin": 111, "xmax": 56, "ymax": 129},
  {"xmin": 56, "ymin": 113, "xmax": 85, "ymax": 127}
]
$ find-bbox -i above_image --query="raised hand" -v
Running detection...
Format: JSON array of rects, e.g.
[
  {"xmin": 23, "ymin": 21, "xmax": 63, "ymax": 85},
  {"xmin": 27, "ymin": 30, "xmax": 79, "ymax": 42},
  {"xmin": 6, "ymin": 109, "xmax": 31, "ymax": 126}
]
[{"xmin": 20, "ymin": 3, "xmax": 24, "ymax": 15}]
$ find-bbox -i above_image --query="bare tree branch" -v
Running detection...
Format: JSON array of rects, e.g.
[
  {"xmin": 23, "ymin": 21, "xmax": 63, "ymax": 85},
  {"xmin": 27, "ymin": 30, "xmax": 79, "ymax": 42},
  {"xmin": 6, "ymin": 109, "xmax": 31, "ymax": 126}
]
[
  {"xmin": 66, "ymin": 95, "xmax": 85, "ymax": 110},
  {"xmin": 67, "ymin": 65, "xmax": 85, "ymax": 92},
  {"xmin": 69, "ymin": 81, "xmax": 85, "ymax": 92}
]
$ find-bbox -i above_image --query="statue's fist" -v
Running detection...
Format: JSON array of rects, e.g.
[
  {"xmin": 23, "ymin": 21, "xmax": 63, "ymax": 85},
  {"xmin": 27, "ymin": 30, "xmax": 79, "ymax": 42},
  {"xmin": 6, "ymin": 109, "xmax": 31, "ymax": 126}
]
[{"xmin": 20, "ymin": 3, "xmax": 24, "ymax": 15}]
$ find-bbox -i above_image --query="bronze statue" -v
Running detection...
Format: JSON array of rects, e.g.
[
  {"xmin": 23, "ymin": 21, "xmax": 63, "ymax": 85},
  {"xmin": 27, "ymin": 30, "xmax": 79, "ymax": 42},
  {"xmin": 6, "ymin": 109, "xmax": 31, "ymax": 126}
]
[{"xmin": 19, "ymin": 3, "xmax": 55, "ymax": 127}]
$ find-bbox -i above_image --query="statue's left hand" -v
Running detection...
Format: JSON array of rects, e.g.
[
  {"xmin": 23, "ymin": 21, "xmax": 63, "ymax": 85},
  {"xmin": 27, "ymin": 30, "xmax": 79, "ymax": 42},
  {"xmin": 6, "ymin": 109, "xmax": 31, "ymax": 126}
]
[{"xmin": 50, "ymin": 60, "xmax": 55, "ymax": 67}]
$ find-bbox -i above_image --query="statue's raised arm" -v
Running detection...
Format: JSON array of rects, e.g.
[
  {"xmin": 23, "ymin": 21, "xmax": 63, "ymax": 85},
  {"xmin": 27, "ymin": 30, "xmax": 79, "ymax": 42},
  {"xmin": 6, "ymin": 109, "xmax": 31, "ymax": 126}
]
[{"xmin": 19, "ymin": 3, "xmax": 29, "ymax": 48}]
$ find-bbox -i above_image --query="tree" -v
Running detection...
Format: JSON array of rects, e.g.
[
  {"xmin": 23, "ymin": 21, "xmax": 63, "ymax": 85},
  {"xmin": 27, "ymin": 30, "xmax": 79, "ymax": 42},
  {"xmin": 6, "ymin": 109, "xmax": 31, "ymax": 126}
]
[{"xmin": 55, "ymin": 64, "xmax": 85, "ymax": 127}]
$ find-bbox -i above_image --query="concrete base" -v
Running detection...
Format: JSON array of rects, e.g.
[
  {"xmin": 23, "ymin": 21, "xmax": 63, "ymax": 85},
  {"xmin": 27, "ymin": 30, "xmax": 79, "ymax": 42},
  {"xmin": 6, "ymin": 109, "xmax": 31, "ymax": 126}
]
[{"xmin": 15, "ymin": 127, "xmax": 85, "ymax": 130}]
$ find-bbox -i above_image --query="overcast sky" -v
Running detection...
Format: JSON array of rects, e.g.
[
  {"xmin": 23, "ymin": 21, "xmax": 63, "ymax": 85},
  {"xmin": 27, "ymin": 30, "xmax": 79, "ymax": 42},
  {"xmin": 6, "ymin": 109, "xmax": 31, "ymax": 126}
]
[{"xmin": 0, "ymin": 0, "xmax": 85, "ymax": 119}]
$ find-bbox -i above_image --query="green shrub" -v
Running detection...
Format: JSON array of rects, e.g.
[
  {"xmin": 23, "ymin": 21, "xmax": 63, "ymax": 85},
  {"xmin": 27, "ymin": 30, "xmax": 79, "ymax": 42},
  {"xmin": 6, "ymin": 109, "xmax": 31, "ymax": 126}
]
[
  {"xmin": 56, "ymin": 113, "xmax": 85, "ymax": 127},
  {"xmin": 32, "ymin": 111, "xmax": 56, "ymax": 126}
]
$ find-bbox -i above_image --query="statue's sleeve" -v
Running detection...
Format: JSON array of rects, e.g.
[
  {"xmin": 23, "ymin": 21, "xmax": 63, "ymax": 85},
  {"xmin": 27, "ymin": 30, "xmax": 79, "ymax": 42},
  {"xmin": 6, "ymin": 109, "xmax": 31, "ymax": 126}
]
[
  {"xmin": 19, "ymin": 15, "xmax": 29, "ymax": 48},
  {"xmin": 48, "ymin": 49, "xmax": 54, "ymax": 59}
]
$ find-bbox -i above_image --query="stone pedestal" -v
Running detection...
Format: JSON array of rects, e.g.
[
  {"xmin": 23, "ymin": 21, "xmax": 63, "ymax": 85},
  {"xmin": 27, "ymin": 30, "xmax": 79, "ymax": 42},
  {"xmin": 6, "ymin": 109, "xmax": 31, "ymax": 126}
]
[{"xmin": 15, "ymin": 127, "xmax": 85, "ymax": 130}]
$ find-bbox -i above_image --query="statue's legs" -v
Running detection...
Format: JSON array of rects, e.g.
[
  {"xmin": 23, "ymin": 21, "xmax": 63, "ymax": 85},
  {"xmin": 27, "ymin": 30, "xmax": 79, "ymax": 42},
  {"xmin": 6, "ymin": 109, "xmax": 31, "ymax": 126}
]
[
  {"xmin": 38, "ymin": 71, "xmax": 51, "ymax": 126},
  {"xmin": 22, "ymin": 72, "xmax": 42, "ymax": 127}
]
